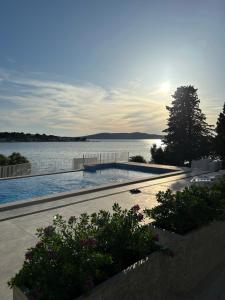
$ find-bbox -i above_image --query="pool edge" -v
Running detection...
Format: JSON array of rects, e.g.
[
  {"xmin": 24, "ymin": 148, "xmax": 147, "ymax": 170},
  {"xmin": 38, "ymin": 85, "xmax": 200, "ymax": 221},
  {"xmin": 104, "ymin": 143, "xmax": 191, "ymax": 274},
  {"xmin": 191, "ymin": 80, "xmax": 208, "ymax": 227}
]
[{"xmin": 0, "ymin": 169, "xmax": 189, "ymax": 212}]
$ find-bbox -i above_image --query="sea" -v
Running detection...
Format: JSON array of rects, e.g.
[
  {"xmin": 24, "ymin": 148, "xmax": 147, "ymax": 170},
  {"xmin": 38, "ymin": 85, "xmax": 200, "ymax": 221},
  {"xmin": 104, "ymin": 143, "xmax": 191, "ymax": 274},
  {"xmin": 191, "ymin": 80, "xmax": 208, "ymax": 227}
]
[{"xmin": 0, "ymin": 139, "xmax": 162, "ymax": 163}]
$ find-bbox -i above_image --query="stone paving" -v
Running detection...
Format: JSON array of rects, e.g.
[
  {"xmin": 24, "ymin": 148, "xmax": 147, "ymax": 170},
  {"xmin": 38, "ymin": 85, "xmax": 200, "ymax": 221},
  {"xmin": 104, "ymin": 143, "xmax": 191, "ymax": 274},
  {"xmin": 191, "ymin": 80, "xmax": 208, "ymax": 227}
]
[{"xmin": 0, "ymin": 171, "xmax": 224, "ymax": 300}]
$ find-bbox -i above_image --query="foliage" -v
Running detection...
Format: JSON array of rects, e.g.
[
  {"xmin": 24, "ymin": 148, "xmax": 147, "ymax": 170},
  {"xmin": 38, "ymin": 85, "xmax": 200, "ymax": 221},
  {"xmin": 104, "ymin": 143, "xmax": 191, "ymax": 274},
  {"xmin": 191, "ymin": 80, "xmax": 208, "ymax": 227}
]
[
  {"xmin": 0, "ymin": 152, "xmax": 29, "ymax": 166},
  {"xmin": 145, "ymin": 179, "xmax": 225, "ymax": 234},
  {"xmin": 151, "ymin": 86, "xmax": 213, "ymax": 166},
  {"xmin": 214, "ymin": 103, "xmax": 225, "ymax": 166},
  {"xmin": 150, "ymin": 144, "xmax": 171, "ymax": 165},
  {"xmin": 129, "ymin": 155, "xmax": 146, "ymax": 163},
  {"xmin": 9, "ymin": 204, "xmax": 159, "ymax": 300},
  {"xmin": 0, "ymin": 154, "xmax": 8, "ymax": 166},
  {"xmin": 8, "ymin": 152, "xmax": 29, "ymax": 165}
]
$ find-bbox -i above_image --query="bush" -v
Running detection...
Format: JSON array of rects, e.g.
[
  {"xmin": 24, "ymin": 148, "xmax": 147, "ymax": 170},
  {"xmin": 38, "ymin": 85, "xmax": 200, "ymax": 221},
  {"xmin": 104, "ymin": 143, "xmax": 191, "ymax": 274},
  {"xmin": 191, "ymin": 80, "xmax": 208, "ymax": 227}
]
[
  {"xmin": 7, "ymin": 152, "xmax": 29, "ymax": 165},
  {"xmin": 9, "ymin": 204, "xmax": 159, "ymax": 300},
  {"xmin": 145, "ymin": 181, "xmax": 225, "ymax": 234},
  {"xmin": 0, "ymin": 154, "xmax": 8, "ymax": 166},
  {"xmin": 150, "ymin": 144, "xmax": 177, "ymax": 165},
  {"xmin": 150, "ymin": 144, "xmax": 166, "ymax": 164},
  {"xmin": 0, "ymin": 152, "xmax": 29, "ymax": 166},
  {"xmin": 214, "ymin": 103, "xmax": 225, "ymax": 166},
  {"xmin": 129, "ymin": 155, "xmax": 146, "ymax": 163}
]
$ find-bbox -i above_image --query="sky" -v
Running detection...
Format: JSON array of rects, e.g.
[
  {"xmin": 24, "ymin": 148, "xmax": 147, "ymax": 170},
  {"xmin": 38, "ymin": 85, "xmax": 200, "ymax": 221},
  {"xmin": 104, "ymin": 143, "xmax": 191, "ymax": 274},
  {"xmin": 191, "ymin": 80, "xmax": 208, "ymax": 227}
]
[{"xmin": 0, "ymin": 0, "xmax": 225, "ymax": 136}]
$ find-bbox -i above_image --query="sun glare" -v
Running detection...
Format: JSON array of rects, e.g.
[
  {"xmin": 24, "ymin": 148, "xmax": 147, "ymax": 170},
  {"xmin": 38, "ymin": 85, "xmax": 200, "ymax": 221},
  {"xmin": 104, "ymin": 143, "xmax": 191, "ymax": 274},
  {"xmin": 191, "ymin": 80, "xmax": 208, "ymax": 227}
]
[{"xmin": 160, "ymin": 81, "xmax": 171, "ymax": 93}]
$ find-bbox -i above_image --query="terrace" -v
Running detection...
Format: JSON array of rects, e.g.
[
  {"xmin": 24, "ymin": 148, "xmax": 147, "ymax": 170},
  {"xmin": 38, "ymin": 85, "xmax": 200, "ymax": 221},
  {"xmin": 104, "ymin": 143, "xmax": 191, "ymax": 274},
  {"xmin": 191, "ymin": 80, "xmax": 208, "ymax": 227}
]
[{"xmin": 0, "ymin": 156, "xmax": 225, "ymax": 299}]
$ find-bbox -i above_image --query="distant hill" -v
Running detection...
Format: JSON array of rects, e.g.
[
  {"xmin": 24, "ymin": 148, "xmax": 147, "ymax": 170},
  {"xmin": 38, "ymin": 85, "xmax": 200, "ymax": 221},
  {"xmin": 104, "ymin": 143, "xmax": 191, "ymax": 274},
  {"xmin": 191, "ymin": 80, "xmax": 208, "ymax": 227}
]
[{"xmin": 83, "ymin": 132, "xmax": 163, "ymax": 139}]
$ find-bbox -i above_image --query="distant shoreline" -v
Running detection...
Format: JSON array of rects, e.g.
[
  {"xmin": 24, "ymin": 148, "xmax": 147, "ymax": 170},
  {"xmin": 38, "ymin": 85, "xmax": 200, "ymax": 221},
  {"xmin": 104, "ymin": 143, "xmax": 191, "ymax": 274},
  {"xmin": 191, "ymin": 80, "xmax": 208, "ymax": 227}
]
[
  {"xmin": 0, "ymin": 138, "xmax": 162, "ymax": 143},
  {"xmin": 0, "ymin": 132, "xmax": 163, "ymax": 142},
  {"xmin": 0, "ymin": 141, "xmax": 88, "ymax": 143}
]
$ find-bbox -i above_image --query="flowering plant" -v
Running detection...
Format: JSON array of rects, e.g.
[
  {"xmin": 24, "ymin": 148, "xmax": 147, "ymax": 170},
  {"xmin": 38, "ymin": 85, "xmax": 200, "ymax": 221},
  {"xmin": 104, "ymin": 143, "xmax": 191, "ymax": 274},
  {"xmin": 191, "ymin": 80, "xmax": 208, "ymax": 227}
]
[{"xmin": 9, "ymin": 203, "xmax": 159, "ymax": 300}]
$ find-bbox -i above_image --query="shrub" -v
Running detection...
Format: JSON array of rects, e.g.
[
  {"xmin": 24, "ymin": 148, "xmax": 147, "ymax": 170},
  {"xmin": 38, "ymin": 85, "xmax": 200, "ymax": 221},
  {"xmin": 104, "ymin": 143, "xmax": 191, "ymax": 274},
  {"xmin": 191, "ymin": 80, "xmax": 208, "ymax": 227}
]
[
  {"xmin": 214, "ymin": 102, "xmax": 225, "ymax": 166},
  {"xmin": 150, "ymin": 144, "xmax": 166, "ymax": 164},
  {"xmin": 129, "ymin": 155, "xmax": 146, "ymax": 163},
  {"xmin": 150, "ymin": 144, "xmax": 177, "ymax": 165},
  {"xmin": 9, "ymin": 204, "xmax": 159, "ymax": 300},
  {"xmin": 7, "ymin": 152, "xmax": 29, "ymax": 165},
  {"xmin": 0, "ymin": 152, "xmax": 29, "ymax": 166},
  {"xmin": 0, "ymin": 154, "xmax": 8, "ymax": 166},
  {"xmin": 145, "ymin": 182, "xmax": 225, "ymax": 234},
  {"xmin": 211, "ymin": 175, "xmax": 225, "ymax": 195}
]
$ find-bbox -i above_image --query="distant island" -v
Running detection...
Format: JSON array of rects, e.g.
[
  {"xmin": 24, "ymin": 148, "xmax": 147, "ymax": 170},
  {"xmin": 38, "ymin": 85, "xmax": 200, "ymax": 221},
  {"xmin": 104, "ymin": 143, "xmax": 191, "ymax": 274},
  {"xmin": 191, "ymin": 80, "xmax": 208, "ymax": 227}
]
[
  {"xmin": 0, "ymin": 131, "xmax": 163, "ymax": 142},
  {"xmin": 82, "ymin": 132, "xmax": 163, "ymax": 139},
  {"xmin": 0, "ymin": 132, "xmax": 86, "ymax": 142}
]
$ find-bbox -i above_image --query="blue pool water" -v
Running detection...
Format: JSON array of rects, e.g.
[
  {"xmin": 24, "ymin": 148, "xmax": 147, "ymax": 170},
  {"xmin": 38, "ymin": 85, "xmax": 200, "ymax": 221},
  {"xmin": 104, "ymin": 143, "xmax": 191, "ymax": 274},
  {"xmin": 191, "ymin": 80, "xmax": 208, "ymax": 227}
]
[{"xmin": 0, "ymin": 165, "xmax": 173, "ymax": 204}]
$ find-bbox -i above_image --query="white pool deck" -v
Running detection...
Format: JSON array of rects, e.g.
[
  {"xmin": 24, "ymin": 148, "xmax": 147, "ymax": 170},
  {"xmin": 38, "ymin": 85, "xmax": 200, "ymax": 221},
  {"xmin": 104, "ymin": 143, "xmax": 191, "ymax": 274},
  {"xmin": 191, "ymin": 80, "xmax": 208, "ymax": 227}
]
[{"xmin": 1, "ymin": 166, "xmax": 225, "ymax": 300}]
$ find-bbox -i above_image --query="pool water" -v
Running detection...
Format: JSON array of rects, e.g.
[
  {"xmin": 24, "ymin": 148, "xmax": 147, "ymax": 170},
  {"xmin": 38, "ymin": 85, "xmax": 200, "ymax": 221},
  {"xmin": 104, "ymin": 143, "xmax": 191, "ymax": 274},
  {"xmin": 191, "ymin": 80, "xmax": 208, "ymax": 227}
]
[{"xmin": 0, "ymin": 166, "xmax": 172, "ymax": 204}]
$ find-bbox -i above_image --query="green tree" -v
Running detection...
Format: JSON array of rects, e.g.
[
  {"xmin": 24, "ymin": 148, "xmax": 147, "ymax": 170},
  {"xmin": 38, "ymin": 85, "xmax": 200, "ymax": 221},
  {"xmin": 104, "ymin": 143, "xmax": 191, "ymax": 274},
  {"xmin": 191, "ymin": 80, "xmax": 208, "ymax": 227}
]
[
  {"xmin": 0, "ymin": 154, "xmax": 8, "ymax": 166},
  {"xmin": 215, "ymin": 103, "xmax": 225, "ymax": 165},
  {"xmin": 7, "ymin": 152, "xmax": 29, "ymax": 165},
  {"xmin": 150, "ymin": 144, "xmax": 166, "ymax": 164},
  {"xmin": 129, "ymin": 155, "xmax": 146, "ymax": 163},
  {"xmin": 151, "ymin": 86, "xmax": 212, "ymax": 166}
]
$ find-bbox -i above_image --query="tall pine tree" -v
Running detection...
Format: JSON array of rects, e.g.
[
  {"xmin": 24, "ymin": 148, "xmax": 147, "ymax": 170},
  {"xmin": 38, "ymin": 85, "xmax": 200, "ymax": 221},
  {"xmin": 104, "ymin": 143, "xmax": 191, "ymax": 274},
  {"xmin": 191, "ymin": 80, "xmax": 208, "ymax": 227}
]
[
  {"xmin": 162, "ymin": 85, "xmax": 212, "ymax": 165},
  {"xmin": 215, "ymin": 103, "xmax": 225, "ymax": 164}
]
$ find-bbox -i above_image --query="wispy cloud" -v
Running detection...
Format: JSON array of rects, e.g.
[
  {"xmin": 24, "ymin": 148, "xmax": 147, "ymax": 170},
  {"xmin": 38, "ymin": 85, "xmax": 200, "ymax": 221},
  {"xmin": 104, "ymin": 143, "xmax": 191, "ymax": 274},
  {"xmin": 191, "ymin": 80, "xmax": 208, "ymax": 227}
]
[
  {"xmin": 6, "ymin": 57, "xmax": 16, "ymax": 64},
  {"xmin": 2, "ymin": 68, "xmax": 215, "ymax": 136}
]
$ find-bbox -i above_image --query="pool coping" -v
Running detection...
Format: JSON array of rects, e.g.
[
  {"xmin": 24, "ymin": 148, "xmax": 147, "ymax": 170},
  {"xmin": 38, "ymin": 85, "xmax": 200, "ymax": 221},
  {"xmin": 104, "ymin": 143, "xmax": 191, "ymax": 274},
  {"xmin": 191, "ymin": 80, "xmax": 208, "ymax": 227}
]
[{"xmin": 0, "ymin": 163, "xmax": 190, "ymax": 212}]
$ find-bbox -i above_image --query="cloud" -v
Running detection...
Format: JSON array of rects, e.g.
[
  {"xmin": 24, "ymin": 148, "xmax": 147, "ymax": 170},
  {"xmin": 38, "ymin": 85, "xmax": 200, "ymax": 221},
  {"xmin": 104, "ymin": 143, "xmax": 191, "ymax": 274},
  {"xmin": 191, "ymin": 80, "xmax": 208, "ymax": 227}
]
[
  {"xmin": 6, "ymin": 57, "xmax": 16, "ymax": 64},
  {"xmin": 0, "ymin": 69, "xmax": 174, "ymax": 135},
  {"xmin": 0, "ymin": 68, "xmax": 10, "ymax": 81}
]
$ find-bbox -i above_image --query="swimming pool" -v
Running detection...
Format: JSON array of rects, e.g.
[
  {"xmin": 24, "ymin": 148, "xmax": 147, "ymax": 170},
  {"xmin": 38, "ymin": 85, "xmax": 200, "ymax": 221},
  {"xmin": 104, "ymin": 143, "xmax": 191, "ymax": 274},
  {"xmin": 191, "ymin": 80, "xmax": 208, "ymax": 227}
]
[{"xmin": 0, "ymin": 164, "xmax": 176, "ymax": 204}]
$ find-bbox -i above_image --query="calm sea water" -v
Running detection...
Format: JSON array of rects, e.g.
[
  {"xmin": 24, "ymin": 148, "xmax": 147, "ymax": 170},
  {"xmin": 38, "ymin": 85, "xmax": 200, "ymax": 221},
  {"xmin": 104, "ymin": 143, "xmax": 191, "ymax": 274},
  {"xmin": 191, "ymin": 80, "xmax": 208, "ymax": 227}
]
[{"xmin": 0, "ymin": 139, "xmax": 162, "ymax": 163}]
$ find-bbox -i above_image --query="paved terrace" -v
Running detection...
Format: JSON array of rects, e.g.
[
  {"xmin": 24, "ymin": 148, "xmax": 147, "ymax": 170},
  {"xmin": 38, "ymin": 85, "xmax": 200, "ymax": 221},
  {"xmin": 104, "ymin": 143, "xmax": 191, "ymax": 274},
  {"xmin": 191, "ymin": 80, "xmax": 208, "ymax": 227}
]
[{"xmin": 1, "ymin": 169, "xmax": 225, "ymax": 300}]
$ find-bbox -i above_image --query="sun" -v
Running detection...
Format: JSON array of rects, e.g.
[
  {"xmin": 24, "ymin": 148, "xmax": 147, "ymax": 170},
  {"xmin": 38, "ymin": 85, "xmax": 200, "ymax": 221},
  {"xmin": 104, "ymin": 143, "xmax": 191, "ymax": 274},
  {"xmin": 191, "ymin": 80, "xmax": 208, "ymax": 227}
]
[{"xmin": 160, "ymin": 81, "xmax": 171, "ymax": 93}]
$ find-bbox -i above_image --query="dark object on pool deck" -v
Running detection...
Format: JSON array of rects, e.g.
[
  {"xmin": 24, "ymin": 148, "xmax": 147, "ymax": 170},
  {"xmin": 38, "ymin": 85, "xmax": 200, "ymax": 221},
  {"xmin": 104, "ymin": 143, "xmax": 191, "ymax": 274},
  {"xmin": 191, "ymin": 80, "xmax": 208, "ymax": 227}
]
[{"xmin": 130, "ymin": 189, "xmax": 141, "ymax": 194}]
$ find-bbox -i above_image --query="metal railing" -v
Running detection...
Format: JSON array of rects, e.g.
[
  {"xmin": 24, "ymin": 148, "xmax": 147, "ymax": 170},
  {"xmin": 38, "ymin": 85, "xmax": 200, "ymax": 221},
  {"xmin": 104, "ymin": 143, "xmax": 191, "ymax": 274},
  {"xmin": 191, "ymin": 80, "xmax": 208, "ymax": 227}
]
[
  {"xmin": 0, "ymin": 163, "xmax": 31, "ymax": 178},
  {"xmin": 73, "ymin": 152, "xmax": 129, "ymax": 170},
  {"xmin": 0, "ymin": 159, "xmax": 73, "ymax": 178},
  {"xmin": 31, "ymin": 159, "xmax": 74, "ymax": 174},
  {"xmin": 0, "ymin": 152, "xmax": 129, "ymax": 178}
]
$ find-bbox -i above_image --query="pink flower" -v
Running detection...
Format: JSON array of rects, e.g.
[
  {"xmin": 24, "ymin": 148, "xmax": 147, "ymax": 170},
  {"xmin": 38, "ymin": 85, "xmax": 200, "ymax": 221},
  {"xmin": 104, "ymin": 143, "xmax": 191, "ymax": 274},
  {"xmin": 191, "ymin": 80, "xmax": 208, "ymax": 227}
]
[
  {"xmin": 43, "ymin": 226, "xmax": 55, "ymax": 236},
  {"xmin": 131, "ymin": 204, "xmax": 140, "ymax": 212},
  {"xmin": 80, "ymin": 237, "xmax": 97, "ymax": 247},
  {"xmin": 36, "ymin": 241, "xmax": 43, "ymax": 248},
  {"xmin": 47, "ymin": 248, "xmax": 57, "ymax": 259},
  {"xmin": 137, "ymin": 213, "xmax": 144, "ymax": 221},
  {"xmin": 84, "ymin": 276, "xmax": 94, "ymax": 290},
  {"xmin": 25, "ymin": 250, "xmax": 33, "ymax": 261},
  {"xmin": 68, "ymin": 216, "xmax": 76, "ymax": 224}
]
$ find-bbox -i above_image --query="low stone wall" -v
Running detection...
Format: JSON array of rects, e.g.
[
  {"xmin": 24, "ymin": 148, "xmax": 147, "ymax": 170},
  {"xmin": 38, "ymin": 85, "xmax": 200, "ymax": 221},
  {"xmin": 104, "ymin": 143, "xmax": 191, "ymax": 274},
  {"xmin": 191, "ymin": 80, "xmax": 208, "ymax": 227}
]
[
  {"xmin": 150, "ymin": 221, "xmax": 225, "ymax": 296},
  {"xmin": 13, "ymin": 287, "xmax": 29, "ymax": 300},
  {"xmin": 79, "ymin": 221, "xmax": 225, "ymax": 300},
  {"xmin": 14, "ymin": 221, "xmax": 225, "ymax": 300}
]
